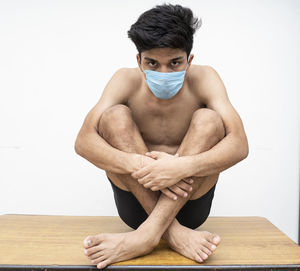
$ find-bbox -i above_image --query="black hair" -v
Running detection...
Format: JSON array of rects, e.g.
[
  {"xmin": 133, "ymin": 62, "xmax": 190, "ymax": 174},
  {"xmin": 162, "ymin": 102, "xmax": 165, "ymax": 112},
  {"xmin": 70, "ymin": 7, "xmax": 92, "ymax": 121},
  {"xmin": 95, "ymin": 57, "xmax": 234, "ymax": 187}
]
[{"xmin": 127, "ymin": 3, "xmax": 201, "ymax": 59}]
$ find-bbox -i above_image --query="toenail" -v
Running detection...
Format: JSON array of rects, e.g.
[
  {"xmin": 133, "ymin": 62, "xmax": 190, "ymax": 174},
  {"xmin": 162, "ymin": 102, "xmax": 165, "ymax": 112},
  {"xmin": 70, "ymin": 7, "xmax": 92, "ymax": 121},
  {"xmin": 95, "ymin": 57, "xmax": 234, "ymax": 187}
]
[
  {"xmin": 213, "ymin": 237, "xmax": 219, "ymax": 243},
  {"xmin": 87, "ymin": 239, "xmax": 92, "ymax": 246},
  {"xmin": 184, "ymin": 192, "xmax": 188, "ymax": 197},
  {"xmin": 195, "ymin": 255, "xmax": 202, "ymax": 262},
  {"xmin": 203, "ymin": 254, "xmax": 208, "ymax": 259},
  {"xmin": 189, "ymin": 187, "xmax": 193, "ymax": 191},
  {"xmin": 84, "ymin": 250, "xmax": 88, "ymax": 255},
  {"xmin": 211, "ymin": 245, "xmax": 216, "ymax": 250}
]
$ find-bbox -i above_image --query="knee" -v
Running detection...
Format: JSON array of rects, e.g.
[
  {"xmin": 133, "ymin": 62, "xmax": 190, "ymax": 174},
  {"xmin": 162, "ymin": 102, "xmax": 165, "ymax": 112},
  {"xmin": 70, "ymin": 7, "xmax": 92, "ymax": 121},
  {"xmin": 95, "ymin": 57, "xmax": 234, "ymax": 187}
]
[
  {"xmin": 98, "ymin": 104, "xmax": 133, "ymax": 136},
  {"xmin": 191, "ymin": 108, "xmax": 225, "ymax": 140}
]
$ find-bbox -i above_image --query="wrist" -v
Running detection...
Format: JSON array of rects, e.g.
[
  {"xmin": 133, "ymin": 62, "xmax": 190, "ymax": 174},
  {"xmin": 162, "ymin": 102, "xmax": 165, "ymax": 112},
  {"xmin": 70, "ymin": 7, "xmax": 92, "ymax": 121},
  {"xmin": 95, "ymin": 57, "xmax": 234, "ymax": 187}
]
[
  {"xmin": 179, "ymin": 155, "xmax": 199, "ymax": 178},
  {"xmin": 124, "ymin": 153, "xmax": 142, "ymax": 174}
]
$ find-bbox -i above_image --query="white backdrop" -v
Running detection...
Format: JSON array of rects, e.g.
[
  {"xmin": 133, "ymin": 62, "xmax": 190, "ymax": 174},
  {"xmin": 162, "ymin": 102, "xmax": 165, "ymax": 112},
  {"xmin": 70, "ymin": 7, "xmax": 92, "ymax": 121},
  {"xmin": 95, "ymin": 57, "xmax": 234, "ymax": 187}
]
[{"xmin": 1, "ymin": 0, "xmax": 299, "ymax": 243}]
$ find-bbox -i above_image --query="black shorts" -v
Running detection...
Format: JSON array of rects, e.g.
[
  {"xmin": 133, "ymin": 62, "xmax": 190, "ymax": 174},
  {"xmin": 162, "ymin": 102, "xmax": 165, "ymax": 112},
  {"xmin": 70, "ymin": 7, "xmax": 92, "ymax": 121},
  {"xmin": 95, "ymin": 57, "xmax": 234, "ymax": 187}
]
[{"xmin": 108, "ymin": 177, "xmax": 216, "ymax": 230}]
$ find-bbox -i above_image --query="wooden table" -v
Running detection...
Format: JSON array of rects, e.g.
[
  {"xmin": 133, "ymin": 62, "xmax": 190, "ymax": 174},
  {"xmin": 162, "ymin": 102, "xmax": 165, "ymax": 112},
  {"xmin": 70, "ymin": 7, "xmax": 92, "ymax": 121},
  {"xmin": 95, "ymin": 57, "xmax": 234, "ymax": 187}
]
[{"xmin": 0, "ymin": 214, "xmax": 300, "ymax": 270}]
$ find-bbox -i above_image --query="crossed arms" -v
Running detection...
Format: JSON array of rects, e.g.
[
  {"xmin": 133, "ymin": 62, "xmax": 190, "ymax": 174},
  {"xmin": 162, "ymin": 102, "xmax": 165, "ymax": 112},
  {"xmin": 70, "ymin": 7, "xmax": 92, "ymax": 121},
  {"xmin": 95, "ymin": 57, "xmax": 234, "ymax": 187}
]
[{"xmin": 75, "ymin": 66, "xmax": 249, "ymax": 197}]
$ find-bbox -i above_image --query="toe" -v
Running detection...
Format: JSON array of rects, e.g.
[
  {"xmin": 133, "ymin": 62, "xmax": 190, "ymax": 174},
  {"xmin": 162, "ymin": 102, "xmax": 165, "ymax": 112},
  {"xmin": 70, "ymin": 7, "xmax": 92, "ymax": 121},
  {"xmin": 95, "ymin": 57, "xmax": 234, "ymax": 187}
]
[
  {"xmin": 200, "ymin": 245, "xmax": 212, "ymax": 256},
  {"xmin": 201, "ymin": 239, "xmax": 216, "ymax": 252},
  {"xmin": 210, "ymin": 244, "xmax": 217, "ymax": 252},
  {"xmin": 97, "ymin": 259, "xmax": 111, "ymax": 269},
  {"xmin": 91, "ymin": 255, "xmax": 107, "ymax": 265},
  {"xmin": 194, "ymin": 254, "xmax": 203, "ymax": 263},
  {"xmin": 90, "ymin": 251, "xmax": 105, "ymax": 260},
  {"xmin": 83, "ymin": 234, "xmax": 105, "ymax": 248},
  {"xmin": 84, "ymin": 246, "xmax": 96, "ymax": 256},
  {"xmin": 83, "ymin": 235, "xmax": 93, "ymax": 248},
  {"xmin": 212, "ymin": 234, "xmax": 221, "ymax": 245},
  {"xmin": 197, "ymin": 249, "xmax": 208, "ymax": 261},
  {"xmin": 203, "ymin": 232, "xmax": 220, "ymax": 248},
  {"xmin": 85, "ymin": 244, "xmax": 104, "ymax": 257}
]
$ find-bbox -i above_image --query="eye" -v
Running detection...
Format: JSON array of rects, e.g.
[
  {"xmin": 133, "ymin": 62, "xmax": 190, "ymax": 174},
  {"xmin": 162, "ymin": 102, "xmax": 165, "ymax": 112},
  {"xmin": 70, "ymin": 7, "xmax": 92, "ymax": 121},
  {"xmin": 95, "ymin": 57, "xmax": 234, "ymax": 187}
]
[
  {"xmin": 171, "ymin": 61, "xmax": 180, "ymax": 67},
  {"xmin": 148, "ymin": 61, "xmax": 157, "ymax": 67}
]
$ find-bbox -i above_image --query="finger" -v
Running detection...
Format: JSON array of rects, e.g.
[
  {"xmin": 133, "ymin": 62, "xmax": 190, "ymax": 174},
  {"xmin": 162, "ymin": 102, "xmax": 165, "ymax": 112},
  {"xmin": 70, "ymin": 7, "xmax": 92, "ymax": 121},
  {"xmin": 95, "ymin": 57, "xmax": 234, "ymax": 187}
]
[
  {"xmin": 161, "ymin": 188, "xmax": 178, "ymax": 201},
  {"xmin": 143, "ymin": 180, "xmax": 154, "ymax": 189},
  {"xmin": 177, "ymin": 180, "xmax": 193, "ymax": 193},
  {"xmin": 144, "ymin": 183, "xmax": 151, "ymax": 189},
  {"xmin": 138, "ymin": 175, "xmax": 151, "ymax": 185},
  {"xmin": 150, "ymin": 186, "xmax": 159, "ymax": 191},
  {"xmin": 137, "ymin": 178, "xmax": 144, "ymax": 185},
  {"xmin": 131, "ymin": 166, "xmax": 150, "ymax": 179},
  {"xmin": 149, "ymin": 151, "xmax": 169, "ymax": 159},
  {"xmin": 169, "ymin": 185, "xmax": 189, "ymax": 198},
  {"xmin": 183, "ymin": 177, "xmax": 194, "ymax": 184},
  {"xmin": 148, "ymin": 151, "xmax": 162, "ymax": 159},
  {"xmin": 145, "ymin": 152, "xmax": 157, "ymax": 159}
]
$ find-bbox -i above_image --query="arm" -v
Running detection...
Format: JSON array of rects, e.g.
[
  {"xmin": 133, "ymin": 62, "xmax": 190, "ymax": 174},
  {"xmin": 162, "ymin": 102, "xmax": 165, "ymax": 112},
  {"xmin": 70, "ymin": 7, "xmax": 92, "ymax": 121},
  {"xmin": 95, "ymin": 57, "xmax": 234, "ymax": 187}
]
[
  {"xmin": 183, "ymin": 66, "xmax": 249, "ymax": 177},
  {"xmin": 131, "ymin": 65, "xmax": 248, "ymax": 190},
  {"xmin": 75, "ymin": 68, "xmax": 141, "ymax": 174}
]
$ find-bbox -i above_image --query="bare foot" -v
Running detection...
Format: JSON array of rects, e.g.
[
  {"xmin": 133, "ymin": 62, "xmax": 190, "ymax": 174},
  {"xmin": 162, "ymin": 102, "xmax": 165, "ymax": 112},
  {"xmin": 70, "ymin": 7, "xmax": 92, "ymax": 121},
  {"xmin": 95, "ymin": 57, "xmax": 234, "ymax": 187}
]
[
  {"xmin": 165, "ymin": 224, "xmax": 221, "ymax": 263},
  {"xmin": 83, "ymin": 228, "xmax": 160, "ymax": 269}
]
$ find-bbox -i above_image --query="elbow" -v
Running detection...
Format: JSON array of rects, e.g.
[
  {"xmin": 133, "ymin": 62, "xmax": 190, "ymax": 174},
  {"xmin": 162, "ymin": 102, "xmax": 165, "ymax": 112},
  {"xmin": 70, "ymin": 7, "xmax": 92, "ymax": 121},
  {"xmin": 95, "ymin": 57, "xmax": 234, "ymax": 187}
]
[
  {"xmin": 239, "ymin": 137, "xmax": 249, "ymax": 161},
  {"xmin": 241, "ymin": 145, "xmax": 249, "ymax": 161},
  {"xmin": 74, "ymin": 135, "xmax": 84, "ymax": 156}
]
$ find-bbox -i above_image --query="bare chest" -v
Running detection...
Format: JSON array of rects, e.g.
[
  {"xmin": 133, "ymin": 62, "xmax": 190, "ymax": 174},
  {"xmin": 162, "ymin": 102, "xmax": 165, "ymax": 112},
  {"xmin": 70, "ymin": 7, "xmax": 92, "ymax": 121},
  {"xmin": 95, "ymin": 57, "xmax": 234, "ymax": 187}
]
[{"xmin": 127, "ymin": 86, "xmax": 202, "ymax": 147}]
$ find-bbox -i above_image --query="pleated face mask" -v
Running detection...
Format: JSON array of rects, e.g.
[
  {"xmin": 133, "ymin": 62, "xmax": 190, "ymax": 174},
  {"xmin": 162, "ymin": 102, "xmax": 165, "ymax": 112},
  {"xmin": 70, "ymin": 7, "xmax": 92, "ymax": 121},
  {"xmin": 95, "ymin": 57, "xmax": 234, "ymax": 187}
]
[{"xmin": 143, "ymin": 68, "xmax": 187, "ymax": 100}]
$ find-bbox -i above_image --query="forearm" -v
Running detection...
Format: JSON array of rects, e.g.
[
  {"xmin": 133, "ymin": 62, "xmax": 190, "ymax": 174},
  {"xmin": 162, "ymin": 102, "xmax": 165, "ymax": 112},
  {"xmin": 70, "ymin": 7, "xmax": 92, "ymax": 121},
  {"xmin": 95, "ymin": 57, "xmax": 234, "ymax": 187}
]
[
  {"xmin": 75, "ymin": 130, "xmax": 139, "ymax": 174},
  {"xmin": 183, "ymin": 133, "xmax": 249, "ymax": 178}
]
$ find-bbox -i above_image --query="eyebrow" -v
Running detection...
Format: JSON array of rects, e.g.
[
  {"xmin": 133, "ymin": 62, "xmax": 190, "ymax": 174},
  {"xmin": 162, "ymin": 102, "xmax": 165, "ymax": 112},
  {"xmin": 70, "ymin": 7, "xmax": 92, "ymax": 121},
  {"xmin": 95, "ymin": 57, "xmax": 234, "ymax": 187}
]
[
  {"xmin": 144, "ymin": 56, "xmax": 184, "ymax": 62},
  {"xmin": 171, "ymin": 56, "xmax": 184, "ymax": 61},
  {"xmin": 144, "ymin": 57, "xmax": 157, "ymax": 62}
]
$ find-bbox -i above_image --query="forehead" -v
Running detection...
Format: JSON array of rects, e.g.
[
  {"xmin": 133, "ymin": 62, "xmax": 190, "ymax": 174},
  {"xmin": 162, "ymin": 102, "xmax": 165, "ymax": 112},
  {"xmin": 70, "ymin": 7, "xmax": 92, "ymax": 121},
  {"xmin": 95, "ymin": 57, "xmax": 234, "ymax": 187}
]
[{"xmin": 141, "ymin": 48, "xmax": 187, "ymax": 61}]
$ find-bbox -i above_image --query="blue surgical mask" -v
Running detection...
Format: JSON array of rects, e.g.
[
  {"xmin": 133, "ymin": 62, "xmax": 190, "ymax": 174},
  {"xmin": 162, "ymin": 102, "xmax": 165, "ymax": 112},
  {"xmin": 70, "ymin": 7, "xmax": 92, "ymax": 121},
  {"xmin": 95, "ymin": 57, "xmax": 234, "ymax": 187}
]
[{"xmin": 143, "ymin": 67, "xmax": 187, "ymax": 100}]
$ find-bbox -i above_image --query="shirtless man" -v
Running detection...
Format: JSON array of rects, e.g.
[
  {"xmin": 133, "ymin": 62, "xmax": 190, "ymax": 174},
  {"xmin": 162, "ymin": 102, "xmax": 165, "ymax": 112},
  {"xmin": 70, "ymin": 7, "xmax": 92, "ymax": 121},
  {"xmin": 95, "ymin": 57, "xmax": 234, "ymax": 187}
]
[{"xmin": 75, "ymin": 4, "xmax": 248, "ymax": 269}]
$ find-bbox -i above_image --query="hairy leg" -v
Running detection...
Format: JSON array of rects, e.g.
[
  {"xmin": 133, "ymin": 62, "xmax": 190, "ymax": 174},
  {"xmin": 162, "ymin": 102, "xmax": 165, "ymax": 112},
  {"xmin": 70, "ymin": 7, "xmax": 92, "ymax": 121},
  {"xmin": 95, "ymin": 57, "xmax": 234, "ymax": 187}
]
[
  {"xmin": 83, "ymin": 105, "xmax": 225, "ymax": 268},
  {"xmin": 175, "ymin": 107, "xmax": 225, "ymax": 199},
  {"xmin": 163, "ymin": 108, "xmax": 225, "ymax": 261},
  {"xmin": 98, "ymin": 104, "xmax": 191, "ymax": 212}
]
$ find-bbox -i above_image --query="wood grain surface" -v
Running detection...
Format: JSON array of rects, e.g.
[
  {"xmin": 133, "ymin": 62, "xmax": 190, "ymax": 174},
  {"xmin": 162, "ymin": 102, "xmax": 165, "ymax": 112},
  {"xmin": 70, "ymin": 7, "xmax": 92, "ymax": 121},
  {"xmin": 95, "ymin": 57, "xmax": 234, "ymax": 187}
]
[{"xmin": 0, "ymin": 214, "xmax": 299, "ymax": 268}]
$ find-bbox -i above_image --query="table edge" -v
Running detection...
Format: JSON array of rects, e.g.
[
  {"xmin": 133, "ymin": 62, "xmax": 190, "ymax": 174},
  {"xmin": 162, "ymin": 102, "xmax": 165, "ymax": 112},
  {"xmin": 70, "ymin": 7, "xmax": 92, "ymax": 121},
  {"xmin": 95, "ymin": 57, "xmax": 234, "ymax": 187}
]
[{"xmin": 1, "ymin": 264, "xmax": 300, "ymax": 270}]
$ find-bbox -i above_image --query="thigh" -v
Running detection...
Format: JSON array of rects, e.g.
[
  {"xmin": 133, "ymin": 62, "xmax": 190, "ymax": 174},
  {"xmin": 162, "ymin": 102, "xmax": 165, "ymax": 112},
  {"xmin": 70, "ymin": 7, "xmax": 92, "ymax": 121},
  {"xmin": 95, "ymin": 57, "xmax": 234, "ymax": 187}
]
[
  {"xmin": 106, "ymin": 171, "xmax": 130, "ymax": 191},
  {"xmin": 190, "ymin": 174, "xmax": 219, "ymax": 200},
  {"xmin": 176, "ymin": 183, "xmax": 217, "ymax": 230}
]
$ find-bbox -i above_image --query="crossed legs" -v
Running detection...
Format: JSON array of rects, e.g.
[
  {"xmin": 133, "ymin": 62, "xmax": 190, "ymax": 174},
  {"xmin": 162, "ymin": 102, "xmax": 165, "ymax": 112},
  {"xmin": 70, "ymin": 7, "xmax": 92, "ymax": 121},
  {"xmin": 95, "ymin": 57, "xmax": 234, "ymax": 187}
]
[{"xmin": 83, "ymin": 104, "xmax": 225, "ymax": 269}]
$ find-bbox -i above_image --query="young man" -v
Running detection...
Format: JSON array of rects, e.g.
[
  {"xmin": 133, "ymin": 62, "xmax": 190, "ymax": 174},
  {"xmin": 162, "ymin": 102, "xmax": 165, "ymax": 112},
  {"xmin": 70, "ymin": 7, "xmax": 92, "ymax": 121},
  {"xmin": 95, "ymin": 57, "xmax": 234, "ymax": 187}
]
[{"xmin": 75, "ymin": 4, "xmax": 248, "ymax": 269}]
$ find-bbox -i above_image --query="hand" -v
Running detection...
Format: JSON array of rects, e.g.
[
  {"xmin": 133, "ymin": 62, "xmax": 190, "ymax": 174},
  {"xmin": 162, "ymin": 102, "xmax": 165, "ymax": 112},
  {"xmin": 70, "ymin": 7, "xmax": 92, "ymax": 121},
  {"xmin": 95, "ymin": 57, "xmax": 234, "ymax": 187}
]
[
  {"xmin": 131, "ymin": 151, "xmax": 187, "ymax": 191},
  {"xmin": 146, "ymin": 153, "xmax": 195, "ymax": 200},
  {"xmin": 130, "ymin": 153, "xmax": 156, "ymax": 172},
  {"xmin": 132, "ymin": 152, "xmax": 194, "ymax": 200},
  {"xmin": 161, "ymin": 177, "xmax": 194, "ymax": 200}
]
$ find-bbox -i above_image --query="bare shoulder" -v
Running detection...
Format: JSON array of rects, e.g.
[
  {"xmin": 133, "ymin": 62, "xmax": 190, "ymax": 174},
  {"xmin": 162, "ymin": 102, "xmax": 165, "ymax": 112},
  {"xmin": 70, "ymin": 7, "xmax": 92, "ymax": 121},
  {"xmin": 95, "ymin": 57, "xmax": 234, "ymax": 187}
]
[
  {"xmin": 101, "ymin": 67, "xmax": 142, "ymax": 103},
  {"xmin": 188, "ymin": 64, "xmax": 222, "ymax": 79},
  {"xmin": 79, "ymin": 67, "xmax": 142, "ymax": 131},
  {"xmin": 113, "ymin": 67, "xmax": 142, "ymax": 91},
  {"xmin": 187, "ymin": 64, "xmax": 228, "ymax": 104}
]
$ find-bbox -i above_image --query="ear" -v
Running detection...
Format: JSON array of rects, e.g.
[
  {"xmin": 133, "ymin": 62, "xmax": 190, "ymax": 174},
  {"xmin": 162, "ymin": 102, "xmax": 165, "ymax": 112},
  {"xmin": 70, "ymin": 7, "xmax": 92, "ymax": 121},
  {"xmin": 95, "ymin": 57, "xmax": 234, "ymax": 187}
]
[{"xmin": 188, "ymin": 54, "xmax": 194, "ymax": 67}]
